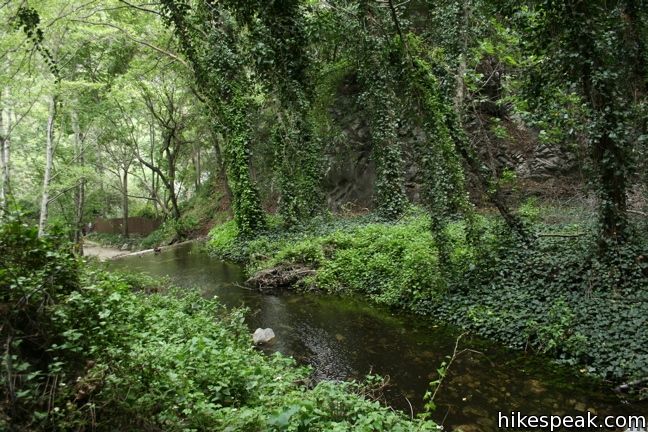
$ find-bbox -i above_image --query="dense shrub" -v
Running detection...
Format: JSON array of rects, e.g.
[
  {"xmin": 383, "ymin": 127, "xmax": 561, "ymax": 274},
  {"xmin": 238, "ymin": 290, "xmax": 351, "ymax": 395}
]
[{"xmin": 0, "ymin": 214, "xmax": 80, "ymax": 426}]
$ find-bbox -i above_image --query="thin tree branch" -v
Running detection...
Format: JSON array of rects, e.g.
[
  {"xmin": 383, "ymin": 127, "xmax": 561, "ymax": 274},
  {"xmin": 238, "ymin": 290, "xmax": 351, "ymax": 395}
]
[
  {"xmin": 71, "ymin": 20, "xmax": 190, "ymax": 68},
  {"xmin": 117, "ymin": 0, "xmax": 164, "ymax": 17}
]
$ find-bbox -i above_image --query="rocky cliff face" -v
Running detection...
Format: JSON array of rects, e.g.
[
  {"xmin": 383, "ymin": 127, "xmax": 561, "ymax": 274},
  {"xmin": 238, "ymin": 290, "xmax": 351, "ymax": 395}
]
[
  {"xmin": 320, "ymin": 73, "xmax": 582, "ymax": 211},
  {"xmin": 322, "ymin": 75, "xmax": 375, "ymax": 212}
]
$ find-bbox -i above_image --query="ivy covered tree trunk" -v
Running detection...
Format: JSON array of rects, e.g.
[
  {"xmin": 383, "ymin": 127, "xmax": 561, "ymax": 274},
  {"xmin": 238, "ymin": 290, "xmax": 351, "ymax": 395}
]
[
  {"xmin": 371, "ymin": 104, "xmax": 407, "ymax": 220},
  {"xmin": 585, "ymin": 74, "xmax": 630, "ymax": 247},
  {"xmin": 355, "ymin": 2, "xmax": 408, "ymax": 221},
  {"xmin": 522, "ymin": 0, "xmax": 639, "ymax": 250},
  {"xmin": 159, "ymin": 0, "xmax": 266, "ymax": 236},
  {"xmin": 274, "ymin": 102, "xmax": 322, "ymax": 225},
  {"xmin": 223, "ymin": 94, "xmax": 265, "ymax": 237},
  {"xmin": 210, "ymin": 127, "xmax": 233, "ymax": 207},
  {"xmin": 362, "ymin": 74, "xmax": 407, "ymax": 220},
  {"xmin": 240, "ymin": 0, "xmax": 322, "ymax": 226},
  {"xmin": 571, "ymin": 5, "xmax": 631, "ymax": 248}
]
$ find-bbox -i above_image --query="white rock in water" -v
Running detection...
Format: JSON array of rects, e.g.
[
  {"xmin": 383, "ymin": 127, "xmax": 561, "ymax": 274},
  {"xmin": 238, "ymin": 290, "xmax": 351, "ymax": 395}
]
[
  {"xmin": 121, "ymin": 243, "xmax": 129, "ymax": 251},
  {"xmin": 252, "ymin": 328, "xmax": 275, "ymax": 345}
]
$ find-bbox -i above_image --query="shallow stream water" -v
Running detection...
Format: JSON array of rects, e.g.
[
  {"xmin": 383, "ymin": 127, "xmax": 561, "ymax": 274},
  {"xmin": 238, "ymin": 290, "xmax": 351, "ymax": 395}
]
[{"xmin": 107, "ymin": 242, "xmax": 647, "ymax": 431}]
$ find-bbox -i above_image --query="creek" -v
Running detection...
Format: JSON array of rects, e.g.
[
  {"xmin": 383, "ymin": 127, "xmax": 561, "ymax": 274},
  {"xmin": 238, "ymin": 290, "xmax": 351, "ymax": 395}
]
[{"xmin": 107, "ymin": 242, "xmax": 647, "ymax": 431}]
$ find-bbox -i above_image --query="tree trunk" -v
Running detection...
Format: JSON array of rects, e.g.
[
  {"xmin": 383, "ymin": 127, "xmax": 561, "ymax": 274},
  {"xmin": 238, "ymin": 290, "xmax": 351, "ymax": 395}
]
[
  {"xmin": 97, "ymin": 148, "xmax": 108, "ymax": 218},
  {"xmin": 212, "ymin": 131, "xmax": 233, "ymax": 206},
  {"xmin": 0, "ymin": 91, "xmax": 5, "ymax": 212},
  {"xmin": 2, "ymin": 121, "xmax": 9, "ymax": 202},
  {"xmin": 122, "ymin": 169, "xmax": 129, "ymax": 238},
  {"xmin": 581, "ymin": 60, "xmax": 629, "ymax": 248},
  {"xmin": 592, "ymin": 127, "xmax": 628, "ymax": 246},
  {"xmin": 563, "ymin": 0, "xmax": 629, "ymax": 249},
  {"xmin": 38, "ymin": 95, "xmax": 56, "ymax": 237},
  {"xmin": 0, "ymin": 88, "xmax": 11, "ymax": 213},
  {"xmin": 149, "ymin": 122, "xmax": 159, "ymax": 216},
  {"xmin": 453, "ymin": 2, "xmax": 470, "ymax": 113},
  {"xmin": 194, "ymin": 146, "xmax": 201, "ymax": 191},
  {"xmin": 71, "ymin": 109, "xmax": 85, "ymax": 253},
  {"xmin": 168, "ymin": 167, "xmax": 180, "ymax": 219},
  {"xmin": 164, "ymin": 142, "xmax": 181, "ymax": 220}
]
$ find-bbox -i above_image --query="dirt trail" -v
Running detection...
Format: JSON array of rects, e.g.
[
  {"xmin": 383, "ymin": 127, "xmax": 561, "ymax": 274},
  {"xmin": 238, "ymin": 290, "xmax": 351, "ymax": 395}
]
[
  {"xmin": 83, "ymin": 241, "xmax": 128, "ymax": 261},
  {"xmin": 82, "ymin": 239, "xmax": 201, "ymax": 261}
]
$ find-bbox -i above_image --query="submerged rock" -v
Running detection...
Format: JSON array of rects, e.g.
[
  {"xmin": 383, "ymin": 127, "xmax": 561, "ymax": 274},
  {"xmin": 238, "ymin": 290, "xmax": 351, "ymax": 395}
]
[{"xmin": 253, "ymin": 328, "xmax": 276, "ymax": 345}]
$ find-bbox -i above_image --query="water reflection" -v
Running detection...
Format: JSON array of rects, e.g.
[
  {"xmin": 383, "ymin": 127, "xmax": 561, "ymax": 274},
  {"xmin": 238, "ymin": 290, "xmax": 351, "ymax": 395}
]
[{"xmin": 108, "ymin": 242, "xmax": 648, "ymax": 431}]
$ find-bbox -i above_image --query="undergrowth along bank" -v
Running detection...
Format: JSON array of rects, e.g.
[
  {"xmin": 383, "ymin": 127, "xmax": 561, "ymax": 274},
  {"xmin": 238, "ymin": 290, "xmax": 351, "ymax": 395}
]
[
  {"xmin": 0, "ymin": 214, "xmax": 437, "ymax": 431},
  {"xmin": 208, "ymin": 208, "xmax": 648, "ymax": 389}
]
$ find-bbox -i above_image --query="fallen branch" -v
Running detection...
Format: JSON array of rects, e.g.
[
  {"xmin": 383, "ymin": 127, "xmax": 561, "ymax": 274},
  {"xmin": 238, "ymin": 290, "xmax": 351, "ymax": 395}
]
[
  {"xmin": 246, "ymin": 264, "xmax": 316, "ymax": 291},
  {"xmin": 613, "ymin": 377, "xmax": 648, "ymax": 393},
  {"xmin": 424, "ymin": 333, "xmax": 485, "ymax": 418},
  {"xmin": 537, "ymin": 232, "xmax": 586, "ymax": 238}
]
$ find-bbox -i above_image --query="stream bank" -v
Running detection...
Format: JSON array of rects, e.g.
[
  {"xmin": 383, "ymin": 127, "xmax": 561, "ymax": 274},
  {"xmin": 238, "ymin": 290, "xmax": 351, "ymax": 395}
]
[
  {"xmin": 208, "ymin": 213, "xmax": 648, "ymax": 393},
  {"xmin": 109, "ymin": 242, "xmax": 648, "ymax": 431}
]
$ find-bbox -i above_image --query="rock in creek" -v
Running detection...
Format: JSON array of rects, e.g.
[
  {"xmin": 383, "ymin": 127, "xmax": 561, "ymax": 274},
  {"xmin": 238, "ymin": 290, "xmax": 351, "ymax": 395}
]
[{"xmin": 253, "ymin": 328, "xmax": 276, "ymax": 345}]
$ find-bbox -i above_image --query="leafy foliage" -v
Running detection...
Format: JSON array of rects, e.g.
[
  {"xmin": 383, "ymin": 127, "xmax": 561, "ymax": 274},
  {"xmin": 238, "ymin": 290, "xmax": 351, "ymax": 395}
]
[
  {"xmin": 1, "ymin": 215, "xmax": 438, "ymax": 430},
  {"xmin": 0, "ymin": 213, "xmax": 79, "ymax": 425}
]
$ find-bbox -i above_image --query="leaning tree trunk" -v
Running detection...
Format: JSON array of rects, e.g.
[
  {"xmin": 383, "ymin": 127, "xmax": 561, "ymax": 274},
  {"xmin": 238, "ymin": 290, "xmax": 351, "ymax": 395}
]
[{"xmin": 38, "ymin": 95, "xmax": 56, "ymax": 237}]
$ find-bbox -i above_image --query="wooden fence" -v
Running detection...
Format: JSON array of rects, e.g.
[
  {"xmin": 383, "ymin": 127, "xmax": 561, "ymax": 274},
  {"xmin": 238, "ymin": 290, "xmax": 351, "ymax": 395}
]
[{"xmin": 91, "ymin": 217, "xmax": 162, "ymax": 236}]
